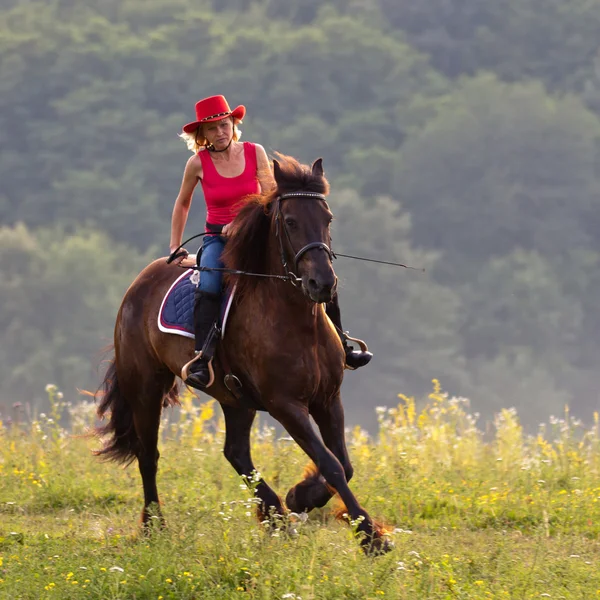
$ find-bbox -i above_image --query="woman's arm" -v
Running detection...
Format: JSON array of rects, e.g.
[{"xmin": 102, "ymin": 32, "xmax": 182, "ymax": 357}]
[
  {"xmin": 255, "ymin": 143, "xmax": 274, "ymax": 193},
  {"xmin": 170, "ymin": 155, "xmax": 202, "ymax": 255}
]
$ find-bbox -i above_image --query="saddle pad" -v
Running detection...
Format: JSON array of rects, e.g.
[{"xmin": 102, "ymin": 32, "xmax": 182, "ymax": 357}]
[{"xmin": 158, "ymin": 269, "xmax": 236, "ymax": 339}]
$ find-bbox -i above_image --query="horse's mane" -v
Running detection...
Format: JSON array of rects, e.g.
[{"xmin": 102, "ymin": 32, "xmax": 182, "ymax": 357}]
[{"xmin": 222, "ymin": 154, "xmax": 329, "ymax": 297}]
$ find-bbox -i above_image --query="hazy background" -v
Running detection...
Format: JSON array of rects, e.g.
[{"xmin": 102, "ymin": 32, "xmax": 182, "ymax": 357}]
[{"xmin": 1, "ymin": 0, "xmax": 600, "ymax": 430}]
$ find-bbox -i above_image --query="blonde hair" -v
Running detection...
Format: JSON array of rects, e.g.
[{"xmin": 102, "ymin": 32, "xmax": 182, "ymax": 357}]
[{"xmin": 179, "ymin": 117, "xmax": 243, "ymax": 153}]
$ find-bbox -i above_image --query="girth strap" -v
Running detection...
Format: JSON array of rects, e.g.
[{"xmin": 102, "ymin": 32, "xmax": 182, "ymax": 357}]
[{"xmin": 217, "ymin": 347, "xmax": 267, "ymax": 412}]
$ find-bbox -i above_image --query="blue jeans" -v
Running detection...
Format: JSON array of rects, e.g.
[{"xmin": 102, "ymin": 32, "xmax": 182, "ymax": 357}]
[{"xmin": 198, "ymin": 234, "xmax": 226, "ymax": 295}]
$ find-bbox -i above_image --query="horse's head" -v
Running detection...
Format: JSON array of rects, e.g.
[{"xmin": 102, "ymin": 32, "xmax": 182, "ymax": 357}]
[
  {"xmin": 273, "ymin": 157, "xmax": 337, "ymax": 303},
  {"xmin": 222, "ymin": 155, "xmax": 338, "ymax": 302}
]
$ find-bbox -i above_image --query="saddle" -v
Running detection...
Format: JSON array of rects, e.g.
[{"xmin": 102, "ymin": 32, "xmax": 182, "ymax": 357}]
[
  {"xmin": 159, "ymin": 268, "xmax": 254, "ymax": 402},
  {"xmin": 158, "ymin": 268, "xmax": 234, "ymax": 339}
]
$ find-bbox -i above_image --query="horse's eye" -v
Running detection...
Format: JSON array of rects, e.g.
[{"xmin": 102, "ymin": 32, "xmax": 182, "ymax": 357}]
[{"xmin": 285, "ymin": 217, "xmax": 297, "ymax": 229}]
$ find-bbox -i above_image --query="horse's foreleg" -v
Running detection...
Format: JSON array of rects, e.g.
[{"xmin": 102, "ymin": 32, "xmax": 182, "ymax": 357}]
[
  {"xmin": 285, "ymin": 394, "xmax": 352, "ymax": 513},
  {"xmin": 221, "ymin": 404, "xmax": 285, "ymax": 521},
  {"xmin": 273, "ymin": 401, "xmax": 390, "ymax": 554}
]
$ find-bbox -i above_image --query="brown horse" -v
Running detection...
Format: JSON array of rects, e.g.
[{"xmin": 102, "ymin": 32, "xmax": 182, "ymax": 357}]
[{"xmin": 95, "ymin": 155, "xmax": 390, "ymax": 554}]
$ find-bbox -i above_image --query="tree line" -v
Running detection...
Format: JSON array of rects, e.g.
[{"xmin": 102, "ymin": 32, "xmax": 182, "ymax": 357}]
[{"xmin": 1, "ymin": 0, "xmax": 600, "ymax": 426}]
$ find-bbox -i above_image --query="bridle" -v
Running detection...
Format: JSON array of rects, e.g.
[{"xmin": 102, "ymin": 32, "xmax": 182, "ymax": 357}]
[{"xmin": 274, "ymin": 191, "xmax": 335, "ymax": 286}]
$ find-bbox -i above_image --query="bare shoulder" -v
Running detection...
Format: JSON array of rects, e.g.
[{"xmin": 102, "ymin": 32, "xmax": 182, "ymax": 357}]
[
  {"xmin": 253, "ymin": 143, "xmax": 274, "ymax": 190},
  {"xmin": 185, "ymin": 152, "xmax": 203, "ymax": 179},
  {"xmin": 253, "ymin": 143, "xmax": 270, "ymax": 167},
  {"xmin": 253, "ymin": 142, "xmax": 267, "ymax": 156},
  {"xmin": 187, "ymin": 152, "xmax": 203, "ymax": 167}
]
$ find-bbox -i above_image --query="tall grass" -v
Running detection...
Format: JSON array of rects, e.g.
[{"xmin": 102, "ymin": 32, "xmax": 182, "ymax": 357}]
[{"xmin": 1, "ymin": 380, "xmax": 599, "ymax": 599}]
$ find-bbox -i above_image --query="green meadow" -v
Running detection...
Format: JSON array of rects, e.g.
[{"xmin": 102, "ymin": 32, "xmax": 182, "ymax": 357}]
[{"xmin": 1, "ymin": 382, "xmax": 599, "ymax": 599}]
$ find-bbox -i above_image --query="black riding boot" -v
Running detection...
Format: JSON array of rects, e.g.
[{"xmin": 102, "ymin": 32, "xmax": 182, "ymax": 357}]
[
  {"xmin": 325, "ymin": 294, "xmax": 373, "ymax": 370},
  {"xmin": 182, "ymin": 290, "xmax": 222, "ymax": 389}
]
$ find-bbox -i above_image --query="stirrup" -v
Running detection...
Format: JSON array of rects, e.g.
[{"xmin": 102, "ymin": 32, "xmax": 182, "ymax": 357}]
[
  {"xmin": 342, "ymin": 332, "xmax": 372, "ymax": 371},
  {"xmin": 342, "ymin": 332, "xmax": 369, "ymax": 353},
  {"xmin": 181, "ymin": 352, "xmax": 215, "ymax": 389}
]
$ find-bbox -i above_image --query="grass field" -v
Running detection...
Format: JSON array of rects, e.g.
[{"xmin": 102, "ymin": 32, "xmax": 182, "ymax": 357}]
[{"xmin": 1, "ymin": 381, "xmax": 600, "ymax": 599}]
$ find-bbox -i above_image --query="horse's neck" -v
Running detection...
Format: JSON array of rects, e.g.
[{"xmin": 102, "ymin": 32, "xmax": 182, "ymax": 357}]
[
  {"xmin": 257, "ymin": 279, "xmax": 317, "ymax": 321},
  {"xmin": 234, "ymin": 236, "xmax": 324, "ymax": 326}
]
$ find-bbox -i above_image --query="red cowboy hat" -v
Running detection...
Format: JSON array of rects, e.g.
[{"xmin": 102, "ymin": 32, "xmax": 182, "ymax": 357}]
[{"xmin": 182, "ymin": 95, "xmax": 246, "ymax": 133}]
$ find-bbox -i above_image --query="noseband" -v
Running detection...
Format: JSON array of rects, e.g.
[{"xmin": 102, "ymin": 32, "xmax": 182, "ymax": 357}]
[{"xmin": 274, "ymin": 191, "xmax": 334, "ymax": 285}]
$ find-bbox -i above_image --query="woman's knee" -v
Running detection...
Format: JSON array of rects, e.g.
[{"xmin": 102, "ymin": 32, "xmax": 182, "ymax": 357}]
[
  {"xmin": 198, "ymin": 237, "xmax": 225, "ymax": 294},
  {"xmin": 199, "ymin": 275, "xmax": 222, "ymax": 295},
  {"xmin": 201, "ymin": 237, "xmax": 225, "ymax": 264}
]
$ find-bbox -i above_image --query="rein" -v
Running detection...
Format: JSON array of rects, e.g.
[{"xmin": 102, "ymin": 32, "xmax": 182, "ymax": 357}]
[
  {"xmin": 167, "ymin": 191, "xmax": 333, "ymax": 286},
  {"xmin": 167, "ymin": 234, "xmax": 299, "ymax": 284},
  {"xmin": 166, "ymin": 192, "xmax": 420, "ymax": 281}
]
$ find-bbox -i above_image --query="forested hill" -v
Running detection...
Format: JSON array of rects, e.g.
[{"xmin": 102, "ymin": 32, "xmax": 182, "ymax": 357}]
[{"xmin": 2, "ymin": 0, "xmax": 600, "ymax": 427}]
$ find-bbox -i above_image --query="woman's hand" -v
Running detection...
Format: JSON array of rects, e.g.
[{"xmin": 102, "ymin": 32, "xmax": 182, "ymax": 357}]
[
  {"xmin": 167, "ymin": 247, "xmax": 189, "ymax": 265},
  {"xmin": 221, "ymin": 223, "xmax": 231, "ymax": 236}
]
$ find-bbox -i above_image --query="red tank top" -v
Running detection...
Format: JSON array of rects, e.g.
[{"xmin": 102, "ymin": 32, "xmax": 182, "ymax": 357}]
[{"xmin": 198, "ymin": 142, "xmax": 260, "ymax": 227}]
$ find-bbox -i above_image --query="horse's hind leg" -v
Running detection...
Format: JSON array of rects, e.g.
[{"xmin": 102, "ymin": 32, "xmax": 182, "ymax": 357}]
[
  {"xmin": 121, "ymin": 369, "xmax": 175, "ymax": 529},
  {"xmin": 285, "ymin": 393, "xmax": 352, "ymax": 514},
  {"xmin": 221, "ymin": 404, "xmax": 285, "ymax": 521}
]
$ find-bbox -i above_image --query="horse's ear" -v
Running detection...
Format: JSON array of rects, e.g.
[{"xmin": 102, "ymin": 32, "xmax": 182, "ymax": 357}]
[
  {"xmin": 311, "ymin": 158, "xmax": 324, "ymax": 178},
  {"xmin": 272, "ymin": 159, "xmax": 283, "ymax": 186}
]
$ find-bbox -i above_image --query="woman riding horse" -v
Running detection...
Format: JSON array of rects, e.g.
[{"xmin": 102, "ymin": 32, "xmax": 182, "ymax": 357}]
[
  {"xmin": 171, "ymin": 95, "xmax": 372, "ymax": 389},
  {"xmin": 97, "ymin": 153, "xmax": 390, "ymax": 554}
]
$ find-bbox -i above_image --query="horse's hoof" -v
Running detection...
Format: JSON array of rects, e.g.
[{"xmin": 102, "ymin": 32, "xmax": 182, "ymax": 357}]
[
  {"xmin": 361, "ymin": 535, "xmax": 394, "ymax": 556},
  {"xmin": 140, "ymin": 508, "xmax": 165, "ymax": 536},
  {"xmin": 285, "ymin": 483, "xmax": 328, "ymax": 514},
  {"xmin": 285, "ymin": 487, "xmax": 302, "ymax": 513},
  {"xmin": 282, "ymin": 524, "xmax": 299, "ymax": 539},
  {"xmin": 140, "ymin": 522, "xmax": 166, "ymax": 538}
]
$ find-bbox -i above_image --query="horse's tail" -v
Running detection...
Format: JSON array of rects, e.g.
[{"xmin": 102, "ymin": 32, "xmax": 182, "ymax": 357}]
[{"xmin": 94, "ymin": 353, "xmax": 139, "ymax": 466}]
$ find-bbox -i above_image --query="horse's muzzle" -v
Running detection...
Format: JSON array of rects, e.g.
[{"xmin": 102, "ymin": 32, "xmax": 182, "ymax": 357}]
[{"xmin": 304, "ymin": 274, "xmax": 337, "ymax": 304}]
